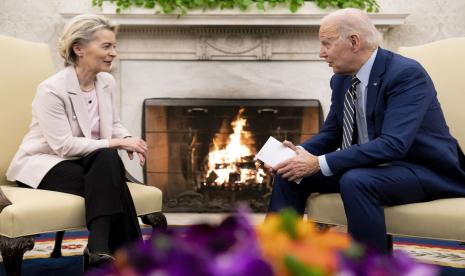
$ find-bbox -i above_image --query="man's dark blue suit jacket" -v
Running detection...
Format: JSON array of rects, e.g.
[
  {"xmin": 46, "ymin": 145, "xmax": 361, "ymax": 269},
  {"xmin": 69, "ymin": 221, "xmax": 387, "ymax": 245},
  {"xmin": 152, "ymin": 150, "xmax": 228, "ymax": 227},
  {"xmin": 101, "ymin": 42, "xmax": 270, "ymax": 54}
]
[{"xmin": 301, "ymin": 48, "xmax": 465, "ymax": 197}]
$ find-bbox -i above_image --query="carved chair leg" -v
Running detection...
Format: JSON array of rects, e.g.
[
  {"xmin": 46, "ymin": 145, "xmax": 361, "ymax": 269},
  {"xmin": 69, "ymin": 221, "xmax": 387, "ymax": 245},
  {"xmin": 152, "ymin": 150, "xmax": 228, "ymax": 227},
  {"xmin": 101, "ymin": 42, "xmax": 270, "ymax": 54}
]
[
  {"xmin": 141, "ymin": 212, "xmax": 168, "ymax": 233},
  {"xmin": 50, "ymin": 231, "xmax": 65, "ymax": 258},
  {"xmin": 0, "ymin": 235, "xmax": 35, "ymax": 276}
]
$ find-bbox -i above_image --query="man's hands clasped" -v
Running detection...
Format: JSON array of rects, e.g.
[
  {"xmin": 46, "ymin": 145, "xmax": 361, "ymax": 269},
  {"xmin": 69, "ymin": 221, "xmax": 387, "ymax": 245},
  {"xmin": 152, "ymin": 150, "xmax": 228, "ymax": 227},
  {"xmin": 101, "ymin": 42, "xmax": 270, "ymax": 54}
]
[{"xmin": 265, "ymin": 141, "xmax": 320, "ymax": 182}]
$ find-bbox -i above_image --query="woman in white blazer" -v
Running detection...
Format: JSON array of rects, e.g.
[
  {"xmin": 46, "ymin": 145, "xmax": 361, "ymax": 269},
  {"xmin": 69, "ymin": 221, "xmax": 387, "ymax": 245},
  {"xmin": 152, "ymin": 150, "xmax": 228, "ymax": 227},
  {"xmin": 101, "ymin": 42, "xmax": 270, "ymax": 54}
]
[{"xmin": 6, "ymin": 14, "xmax": 147, "ymax": 269}]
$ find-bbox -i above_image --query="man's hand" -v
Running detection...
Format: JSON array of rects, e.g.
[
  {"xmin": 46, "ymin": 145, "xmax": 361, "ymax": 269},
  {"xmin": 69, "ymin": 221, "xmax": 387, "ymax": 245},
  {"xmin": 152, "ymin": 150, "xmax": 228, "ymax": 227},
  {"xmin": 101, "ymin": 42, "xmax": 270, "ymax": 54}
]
[
  {"xmin": 264, "ymin": 163, "xmax": 276, "ymax": 176},
  {"xmin": 274, "ymin": 141, "xmax": 320, "ymax": 182}
]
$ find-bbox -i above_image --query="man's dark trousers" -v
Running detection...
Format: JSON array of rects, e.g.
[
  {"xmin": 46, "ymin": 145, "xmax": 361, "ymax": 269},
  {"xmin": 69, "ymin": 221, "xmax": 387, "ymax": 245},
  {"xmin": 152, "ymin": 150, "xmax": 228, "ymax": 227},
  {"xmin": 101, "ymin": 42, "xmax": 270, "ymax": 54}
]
[{"xmin": 268, "ymin": 163, "xmax": 433, "ymax": 254}]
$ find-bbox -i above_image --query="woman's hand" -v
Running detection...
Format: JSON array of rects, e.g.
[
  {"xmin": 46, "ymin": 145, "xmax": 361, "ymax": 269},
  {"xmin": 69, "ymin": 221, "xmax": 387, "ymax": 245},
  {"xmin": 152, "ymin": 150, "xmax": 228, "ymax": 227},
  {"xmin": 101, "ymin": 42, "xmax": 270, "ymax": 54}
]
[
  {"xmin": 117, "ymin": 137, "xmax": 147, "ymax": 153},
  {"xmin": 109, "ymin": 137, "xmax": 148, "ymax": 166},
  {"xmin": 126, "ymin": 151, "xmax": 146, "ymax": 166}
]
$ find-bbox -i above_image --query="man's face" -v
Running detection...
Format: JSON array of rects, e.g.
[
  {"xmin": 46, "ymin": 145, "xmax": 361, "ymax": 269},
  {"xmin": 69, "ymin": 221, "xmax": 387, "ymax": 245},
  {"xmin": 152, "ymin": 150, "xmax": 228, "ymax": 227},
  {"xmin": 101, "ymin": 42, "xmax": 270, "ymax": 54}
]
[{"xmin": 319, "ymin": 22, "xmax": 358, "ymax": 75}]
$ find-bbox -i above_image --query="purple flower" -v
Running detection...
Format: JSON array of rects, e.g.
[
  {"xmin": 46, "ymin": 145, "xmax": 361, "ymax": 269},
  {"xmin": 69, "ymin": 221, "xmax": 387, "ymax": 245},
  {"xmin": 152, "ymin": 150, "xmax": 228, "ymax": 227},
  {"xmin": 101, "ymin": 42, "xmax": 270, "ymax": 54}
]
[
  {"xmin": 179, "ymin": 211, "xmax": 257, "ymax": 256},
  {"xmin": 212, "ymin": 248, "xmax": 273, "ymax": 276},
  {"xmin": 339, "ymin": 248, "xmax": 439, "ymax": 276},
  {"xmin": 87, "ymin": 207, "xmax": 437, "ymax": 276},
  {"xmin": 88, "ymin": 209, "xmax": 272, "ymax": 276}
]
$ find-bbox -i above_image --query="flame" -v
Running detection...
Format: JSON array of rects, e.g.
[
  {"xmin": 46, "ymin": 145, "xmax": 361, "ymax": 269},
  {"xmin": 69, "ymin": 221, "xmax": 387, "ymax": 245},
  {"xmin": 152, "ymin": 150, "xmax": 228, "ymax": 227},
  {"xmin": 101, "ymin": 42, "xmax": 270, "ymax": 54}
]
[{"xmin": 206, "ymin": 108, "xmax": 266, "ymax": 185}]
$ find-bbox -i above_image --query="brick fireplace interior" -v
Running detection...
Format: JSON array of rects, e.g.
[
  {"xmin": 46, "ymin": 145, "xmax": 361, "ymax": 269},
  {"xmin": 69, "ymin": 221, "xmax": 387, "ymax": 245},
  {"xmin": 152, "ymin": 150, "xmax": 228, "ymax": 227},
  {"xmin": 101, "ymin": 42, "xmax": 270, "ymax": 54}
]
[{"xmin": 143, "ymin": 98, "xmax": 322, "ymax": 212}]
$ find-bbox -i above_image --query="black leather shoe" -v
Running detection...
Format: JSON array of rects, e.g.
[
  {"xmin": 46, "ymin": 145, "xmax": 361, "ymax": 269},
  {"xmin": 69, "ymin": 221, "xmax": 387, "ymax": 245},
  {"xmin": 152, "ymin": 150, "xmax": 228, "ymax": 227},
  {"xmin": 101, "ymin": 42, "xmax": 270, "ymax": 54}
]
[{"xmin": 83, "ymin": 247, "xmax": 115, "ymax": 271}]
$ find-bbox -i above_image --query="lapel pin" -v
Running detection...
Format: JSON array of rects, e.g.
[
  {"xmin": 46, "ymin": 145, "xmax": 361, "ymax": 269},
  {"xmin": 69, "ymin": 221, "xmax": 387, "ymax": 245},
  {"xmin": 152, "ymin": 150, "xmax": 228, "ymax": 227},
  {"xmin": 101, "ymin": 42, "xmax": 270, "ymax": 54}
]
[{"xmin": 373, "ymin": 82, "xmax": 378, "ymax": 86}]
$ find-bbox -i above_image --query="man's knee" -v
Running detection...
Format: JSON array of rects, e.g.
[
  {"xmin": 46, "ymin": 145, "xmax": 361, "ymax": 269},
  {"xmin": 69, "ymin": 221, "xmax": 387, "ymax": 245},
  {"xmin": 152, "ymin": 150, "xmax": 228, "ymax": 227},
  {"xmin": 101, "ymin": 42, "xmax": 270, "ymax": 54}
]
[
  {"xmin": 272, "ymin": 174, "xmax": 302, "ymax": 192},
  {"xmin": 339, "ymin": 169, "xmax": 374, "ymax": 196}
]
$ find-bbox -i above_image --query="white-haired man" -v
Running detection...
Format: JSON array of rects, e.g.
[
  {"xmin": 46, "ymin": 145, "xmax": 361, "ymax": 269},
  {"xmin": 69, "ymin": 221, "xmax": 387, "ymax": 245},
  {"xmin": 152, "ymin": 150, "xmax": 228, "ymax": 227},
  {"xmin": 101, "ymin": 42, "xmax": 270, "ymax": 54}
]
[{"xmin": 268, "ymin": 8, "xmax": 465, "ymax": 253}]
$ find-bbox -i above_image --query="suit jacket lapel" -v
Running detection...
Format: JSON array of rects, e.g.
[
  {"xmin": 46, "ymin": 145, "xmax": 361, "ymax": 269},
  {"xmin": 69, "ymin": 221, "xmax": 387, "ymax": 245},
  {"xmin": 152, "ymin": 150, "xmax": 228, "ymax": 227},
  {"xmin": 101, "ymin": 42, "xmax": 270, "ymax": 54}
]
[
  {"xmin": 96, "ymin": 75, "xmax": 112, "ymax": 139},
  {"xmin": 366, "ymin": 48, "xmax": 387, "ymax": 139},
  {"xmin": 65, "ymin": 67, "xmax": 91, "ymax": 138}
]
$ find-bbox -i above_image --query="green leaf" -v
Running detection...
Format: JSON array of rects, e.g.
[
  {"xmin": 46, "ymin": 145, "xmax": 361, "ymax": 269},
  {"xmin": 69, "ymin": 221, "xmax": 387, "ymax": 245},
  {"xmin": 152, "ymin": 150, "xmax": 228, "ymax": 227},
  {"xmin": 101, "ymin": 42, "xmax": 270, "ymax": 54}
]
[
  {"xmin": 144, "ymin": 1, "xmax": 156, "ymax": 8},
  {"xmin": 343, "ymin": 242, "xmax": 366, "ymax": 259},
  {"xmin": 284, "ymin": 255, "xmax": 325, "ymax": 276},
  {"xmin": 279, "ymin": 208, "xmax": 299, "ymax": 240},
  {"xmin": 97, "ymin": 0, "xmax": 379, "ymax": 15},
  {"xmin": 290, "ymin": 3, "xmax": 298, "ymax": 13}
]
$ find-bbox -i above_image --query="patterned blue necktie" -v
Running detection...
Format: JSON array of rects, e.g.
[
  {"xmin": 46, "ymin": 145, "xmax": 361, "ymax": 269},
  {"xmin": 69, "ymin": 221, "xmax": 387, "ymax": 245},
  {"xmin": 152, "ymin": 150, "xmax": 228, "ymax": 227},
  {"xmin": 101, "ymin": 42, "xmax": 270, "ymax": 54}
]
[{"xmin": 341, "ymin": 76, "xmax": 361, "ymax": 150}]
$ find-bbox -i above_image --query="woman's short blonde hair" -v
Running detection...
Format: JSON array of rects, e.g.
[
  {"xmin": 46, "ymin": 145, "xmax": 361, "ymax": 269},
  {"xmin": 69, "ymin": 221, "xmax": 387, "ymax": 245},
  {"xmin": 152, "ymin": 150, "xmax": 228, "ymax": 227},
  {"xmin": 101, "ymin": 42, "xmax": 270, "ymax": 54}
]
[{"xmin": 59, "ymin": 14, "xmax": 118, "ymax": 66}]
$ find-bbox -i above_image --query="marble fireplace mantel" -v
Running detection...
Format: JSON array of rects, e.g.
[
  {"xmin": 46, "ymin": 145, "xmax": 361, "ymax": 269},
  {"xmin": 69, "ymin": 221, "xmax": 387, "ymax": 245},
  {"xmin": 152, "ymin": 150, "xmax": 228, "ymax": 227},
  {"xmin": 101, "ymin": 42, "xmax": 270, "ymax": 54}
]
[{"xmin": 61, "ymin": 5, "xmax": 408, "ymax": 181}]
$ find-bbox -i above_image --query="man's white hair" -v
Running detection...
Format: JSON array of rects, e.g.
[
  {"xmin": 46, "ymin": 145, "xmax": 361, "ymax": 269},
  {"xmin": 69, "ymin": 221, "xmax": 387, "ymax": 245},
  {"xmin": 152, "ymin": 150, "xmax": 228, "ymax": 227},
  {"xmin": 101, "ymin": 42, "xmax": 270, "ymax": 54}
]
[{"xmin": 321, "ymin": 8, "xmax": 381, "ymax": 50}]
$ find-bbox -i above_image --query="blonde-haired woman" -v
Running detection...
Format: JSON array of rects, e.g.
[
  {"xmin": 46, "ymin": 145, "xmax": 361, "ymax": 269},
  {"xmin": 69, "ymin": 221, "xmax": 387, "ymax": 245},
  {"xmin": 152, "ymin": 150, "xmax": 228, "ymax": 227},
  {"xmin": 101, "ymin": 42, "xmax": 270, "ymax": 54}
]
[{"xmin": 6, "ymin": 14, "xmax": 147, "ymax": 269}]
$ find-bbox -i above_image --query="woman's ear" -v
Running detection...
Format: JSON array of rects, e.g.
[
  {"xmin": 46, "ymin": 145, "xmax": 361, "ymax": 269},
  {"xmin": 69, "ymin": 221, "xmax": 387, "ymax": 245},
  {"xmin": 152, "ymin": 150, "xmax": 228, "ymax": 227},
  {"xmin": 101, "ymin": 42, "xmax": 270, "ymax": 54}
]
[{"xmin": 72, "ymin": 43, "xmax": 84, "ymax": 57}]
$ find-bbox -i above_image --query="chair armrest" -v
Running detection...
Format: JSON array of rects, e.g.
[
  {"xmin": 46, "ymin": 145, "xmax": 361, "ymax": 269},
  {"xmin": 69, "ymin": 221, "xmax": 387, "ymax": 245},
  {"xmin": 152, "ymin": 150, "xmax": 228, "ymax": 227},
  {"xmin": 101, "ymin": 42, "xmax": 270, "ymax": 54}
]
[
  {"xmin": 0, "ymin": 186, "xmax": 12, "ymax": 213},
  {"xmin": 124, "ymin": 171, "xmax": 144, "ymax": 185}
]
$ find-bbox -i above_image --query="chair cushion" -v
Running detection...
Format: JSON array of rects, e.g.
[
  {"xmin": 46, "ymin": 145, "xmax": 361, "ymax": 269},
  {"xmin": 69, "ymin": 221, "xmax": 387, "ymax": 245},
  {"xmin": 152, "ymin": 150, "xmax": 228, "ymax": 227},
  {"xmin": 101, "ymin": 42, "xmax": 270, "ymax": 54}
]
[
  {"xmin": 0, "ymin": 186, "xmax": 12, "ymax": 212},
  {"xmin": 0, "ymin": 183, "xmax": 162, "ymax": 238},
  {"xmin": 307, "ymin": 193, "xmax": 465, "ymax": 241},
  {"xmin": 0, "ymin": 35, "xmax": 55, "ymax": 186}
]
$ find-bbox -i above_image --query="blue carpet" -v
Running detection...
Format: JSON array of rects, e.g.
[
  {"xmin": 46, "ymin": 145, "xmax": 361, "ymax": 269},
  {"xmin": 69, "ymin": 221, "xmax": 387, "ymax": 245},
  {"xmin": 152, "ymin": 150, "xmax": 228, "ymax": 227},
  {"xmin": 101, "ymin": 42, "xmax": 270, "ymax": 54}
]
[
  {"xmin": 1, "ymin": 234, "xmax": 465, "ymax": 276},
  {"xmin": 0, "ymin": 256, "xmax": 83, "ymax": 276},
  {"xmin": 394, "ymin": 236, "xmax": 465, "ymax": 249},
  {"xmin": 1, "ymin": 255, "xmax": 464, "ymax": 276}
]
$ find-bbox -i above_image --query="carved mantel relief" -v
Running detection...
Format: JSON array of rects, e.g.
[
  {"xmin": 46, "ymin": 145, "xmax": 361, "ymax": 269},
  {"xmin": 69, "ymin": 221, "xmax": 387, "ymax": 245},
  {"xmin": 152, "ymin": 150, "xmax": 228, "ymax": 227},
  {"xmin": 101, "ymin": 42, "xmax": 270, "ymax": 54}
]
[{"xmin": 198, "ymin": 34, "xmax": 271, "ymax": 60}]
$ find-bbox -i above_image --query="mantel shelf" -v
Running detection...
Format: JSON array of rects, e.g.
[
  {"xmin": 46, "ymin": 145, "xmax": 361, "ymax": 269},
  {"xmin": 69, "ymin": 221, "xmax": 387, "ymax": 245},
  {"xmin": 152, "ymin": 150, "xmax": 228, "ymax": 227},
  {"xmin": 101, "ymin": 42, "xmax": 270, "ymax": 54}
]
[{"xmin": 62, "ymin": 3, "xmax": 408, "ymax": 27}]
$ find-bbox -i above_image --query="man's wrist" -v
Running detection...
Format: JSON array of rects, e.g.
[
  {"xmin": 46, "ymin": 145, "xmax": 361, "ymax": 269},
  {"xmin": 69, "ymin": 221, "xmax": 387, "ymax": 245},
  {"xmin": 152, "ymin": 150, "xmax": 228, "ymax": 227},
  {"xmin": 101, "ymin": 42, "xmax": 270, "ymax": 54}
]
[
  {"xmin": 318, "ymin": 155, "xmax": 334, "ymax": 176},
  {"xmin": 315, "ymin": 156, "xmax": 321, "ymax": 171}
]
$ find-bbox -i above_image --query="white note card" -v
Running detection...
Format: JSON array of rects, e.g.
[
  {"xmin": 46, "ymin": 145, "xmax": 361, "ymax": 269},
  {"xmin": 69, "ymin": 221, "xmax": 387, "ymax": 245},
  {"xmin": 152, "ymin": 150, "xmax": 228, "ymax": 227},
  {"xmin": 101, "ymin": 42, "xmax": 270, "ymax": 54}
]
[{"xmin": 256, "ymin": 136, "xmax": 302, "ymax": 184}]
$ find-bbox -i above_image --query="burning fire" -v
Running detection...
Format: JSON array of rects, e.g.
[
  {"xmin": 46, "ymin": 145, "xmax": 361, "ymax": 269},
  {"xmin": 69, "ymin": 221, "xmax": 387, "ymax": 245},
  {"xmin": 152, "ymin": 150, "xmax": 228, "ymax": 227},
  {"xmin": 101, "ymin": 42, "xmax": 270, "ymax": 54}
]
[{"xmin": 205, "ymin": 108, "xmax": 266, "ymax": 186}]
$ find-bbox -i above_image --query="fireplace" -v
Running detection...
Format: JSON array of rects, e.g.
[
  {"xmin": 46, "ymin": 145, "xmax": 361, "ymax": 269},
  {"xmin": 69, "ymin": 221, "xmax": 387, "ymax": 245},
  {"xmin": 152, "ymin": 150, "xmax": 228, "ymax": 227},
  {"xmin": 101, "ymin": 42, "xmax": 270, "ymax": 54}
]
[{"xmin": 143, "ymin": 98, "xmax": 321, "ymax": 212}]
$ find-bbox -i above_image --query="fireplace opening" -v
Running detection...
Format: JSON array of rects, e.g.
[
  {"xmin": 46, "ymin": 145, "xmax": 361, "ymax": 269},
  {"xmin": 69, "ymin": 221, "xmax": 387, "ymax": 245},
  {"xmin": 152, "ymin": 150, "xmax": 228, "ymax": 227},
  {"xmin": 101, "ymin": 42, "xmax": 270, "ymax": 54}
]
[{"xmin": 143, "ymin": 98, "xmax": 322, "ymax": 212}]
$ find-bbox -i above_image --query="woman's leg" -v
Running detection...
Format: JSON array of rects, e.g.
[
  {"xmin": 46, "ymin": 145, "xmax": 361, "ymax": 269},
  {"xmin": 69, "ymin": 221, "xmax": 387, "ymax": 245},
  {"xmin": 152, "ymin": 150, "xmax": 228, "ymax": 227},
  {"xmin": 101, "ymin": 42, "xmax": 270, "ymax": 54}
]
[
  {"xmin": 38, "ymin": 159, "xmax": 86, "ymax": 196},
  {"xmin": 38, "ymin": 149, "xmax": 141, "ymax": 254},
  {"xmin": 37, "ymin": 159, "xmax": 113, "ymax": 253},
  {"xmin": 80, "ymin": 148, "xmax": 141, "ymax": 254}
]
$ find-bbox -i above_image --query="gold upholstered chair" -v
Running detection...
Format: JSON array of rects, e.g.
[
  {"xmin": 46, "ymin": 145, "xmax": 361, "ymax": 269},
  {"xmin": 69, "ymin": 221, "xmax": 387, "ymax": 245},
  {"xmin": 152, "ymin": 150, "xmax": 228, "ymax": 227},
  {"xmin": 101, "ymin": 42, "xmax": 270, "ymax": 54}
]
[
  {"xmin": 306, "ymin": 37, "xmax": 465, "ymax": 247},
  {"xmin": 0, "ymin": 35, "xmax": 167, "ymax": 276}
]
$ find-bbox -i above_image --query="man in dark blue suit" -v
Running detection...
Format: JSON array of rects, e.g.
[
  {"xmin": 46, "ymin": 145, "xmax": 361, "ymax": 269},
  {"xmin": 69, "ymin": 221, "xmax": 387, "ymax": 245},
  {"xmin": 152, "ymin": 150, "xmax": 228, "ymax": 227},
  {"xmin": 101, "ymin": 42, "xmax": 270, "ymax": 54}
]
[{"xmin": 268, "ymin": 8, "xmax": 465, "ymax": 253}]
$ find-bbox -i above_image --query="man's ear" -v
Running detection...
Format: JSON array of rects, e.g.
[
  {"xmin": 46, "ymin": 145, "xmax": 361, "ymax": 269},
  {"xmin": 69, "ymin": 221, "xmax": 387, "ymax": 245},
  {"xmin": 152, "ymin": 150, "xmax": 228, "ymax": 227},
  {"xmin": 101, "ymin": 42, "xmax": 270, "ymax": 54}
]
[{"xmin": 350, "ymin": 34, "xmax": 362, "ymax": 52}]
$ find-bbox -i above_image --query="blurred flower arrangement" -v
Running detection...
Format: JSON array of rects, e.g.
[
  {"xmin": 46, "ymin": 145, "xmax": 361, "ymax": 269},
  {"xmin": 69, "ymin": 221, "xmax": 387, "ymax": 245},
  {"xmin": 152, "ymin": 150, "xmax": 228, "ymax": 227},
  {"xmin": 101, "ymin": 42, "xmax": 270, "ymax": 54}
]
[{"xmin": 88, "ymin": 208, "xmax": 439, "ymax": 276}]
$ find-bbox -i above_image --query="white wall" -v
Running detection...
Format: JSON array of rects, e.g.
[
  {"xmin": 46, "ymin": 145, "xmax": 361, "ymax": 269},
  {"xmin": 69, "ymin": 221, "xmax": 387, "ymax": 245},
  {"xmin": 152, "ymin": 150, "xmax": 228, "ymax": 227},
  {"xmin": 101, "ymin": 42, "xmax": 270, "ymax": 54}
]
[
  {"xmin": 0, "ymin": 1, "xmax": 94, "ymax": 69},
  {"xmin": 378, "ymin": 0, "xmax": 465, "ymax": 50}
]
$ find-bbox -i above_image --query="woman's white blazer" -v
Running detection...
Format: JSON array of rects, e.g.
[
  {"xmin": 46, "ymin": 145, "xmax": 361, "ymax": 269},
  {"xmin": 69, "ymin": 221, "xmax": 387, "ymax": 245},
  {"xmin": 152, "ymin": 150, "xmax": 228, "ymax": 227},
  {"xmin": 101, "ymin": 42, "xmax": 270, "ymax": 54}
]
[{"xmin": 6, "ymin": 66, "xmax": 130, "ymax": 188}]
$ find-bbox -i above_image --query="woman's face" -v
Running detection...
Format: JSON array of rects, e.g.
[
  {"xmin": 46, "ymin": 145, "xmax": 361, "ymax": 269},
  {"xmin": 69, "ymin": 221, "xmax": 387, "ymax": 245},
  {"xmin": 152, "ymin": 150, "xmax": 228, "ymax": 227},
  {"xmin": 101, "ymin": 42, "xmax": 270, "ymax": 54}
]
[{"xmin": 75, "ymin": 29, "xmax": 117, "ymax": 73}]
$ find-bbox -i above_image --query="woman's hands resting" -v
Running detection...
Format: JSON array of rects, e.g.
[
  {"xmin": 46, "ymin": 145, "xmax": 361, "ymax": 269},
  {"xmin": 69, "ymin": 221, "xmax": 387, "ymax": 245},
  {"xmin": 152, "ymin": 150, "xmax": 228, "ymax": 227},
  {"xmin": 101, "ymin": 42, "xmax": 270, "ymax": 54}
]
[{"xmin": 109, "ymin": 137, "xmax": 148, "ymax": 166}]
